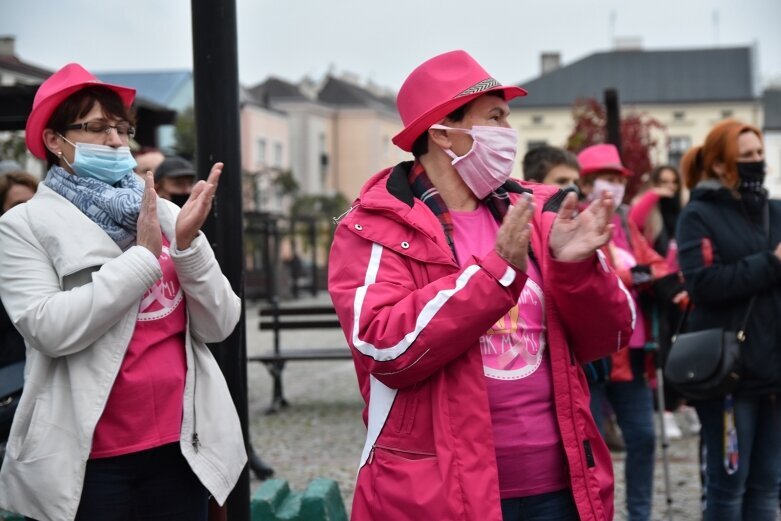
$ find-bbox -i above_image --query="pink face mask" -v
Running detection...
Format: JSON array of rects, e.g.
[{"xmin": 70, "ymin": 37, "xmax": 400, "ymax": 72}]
[
  {"xmin": 431, "ymin": 124, "xmax": 518, "ymax": 199},
  {"xmin": 588, "ymin": 178, "xmax": 626, "ymax": 210}
]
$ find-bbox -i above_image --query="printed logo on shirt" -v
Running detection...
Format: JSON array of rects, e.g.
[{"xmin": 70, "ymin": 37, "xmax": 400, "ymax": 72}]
[
  {"xmin": 481, "ymin": 278, "xmax": 546, "ymax": 380},
  {"xmin": 138, "ymin": 244, "xmax": 184, "ymax": 321}
]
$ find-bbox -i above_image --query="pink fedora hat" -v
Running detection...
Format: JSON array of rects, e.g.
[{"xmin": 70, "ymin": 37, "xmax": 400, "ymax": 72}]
[
  {"xmin": 25, "ymin": 63, "xmax": 136, "ymax": 159},
  {"xmin": 392, "ymin": 50, "xmax": 527, "ymax": 152},
  {"xmin": 577, "ymin": 144, "xmax": 633, "ymax": 177}
]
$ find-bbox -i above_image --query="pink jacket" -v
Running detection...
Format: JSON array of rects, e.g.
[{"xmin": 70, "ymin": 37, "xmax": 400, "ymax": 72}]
[{"xmin": 328, "ymin": 166, "xmax": 635, "ymax": 521}]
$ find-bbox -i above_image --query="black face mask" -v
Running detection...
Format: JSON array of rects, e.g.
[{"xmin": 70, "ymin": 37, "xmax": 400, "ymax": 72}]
[
  {"xmin": 169, "ymin": 193, "xmax": 190, "ymax": 207},
  {"xmin": 736, "ymin": 160, "xmax": 767, "ymax": 218},
  {"xmin": 737, "ymin": 161, "xmax": 766, "ymax": 193}
]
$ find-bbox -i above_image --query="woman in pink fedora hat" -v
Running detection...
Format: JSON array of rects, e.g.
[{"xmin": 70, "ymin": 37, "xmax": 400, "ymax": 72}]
[
  {"xmin": 0, "ymin": 63, "xmax": 246, "ymax": 521},
  {"xmin": 328, "ymin": 50, "xmax": 635, "ymax": 521},
  {"xmin": 577, "ymin": 143, "xmax": 686, "ymax": 521}
]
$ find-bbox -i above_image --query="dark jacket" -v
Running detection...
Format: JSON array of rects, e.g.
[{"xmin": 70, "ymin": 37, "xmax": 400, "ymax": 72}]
[{"xmin": 676, "ymin": 180, "xmax": 781, "ymax": 396}]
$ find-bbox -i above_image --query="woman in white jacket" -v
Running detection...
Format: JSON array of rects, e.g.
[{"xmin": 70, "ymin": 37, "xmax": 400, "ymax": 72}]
[{"xmin": 0, "ymin": 63, "xmax": 246, "ymax": 521}]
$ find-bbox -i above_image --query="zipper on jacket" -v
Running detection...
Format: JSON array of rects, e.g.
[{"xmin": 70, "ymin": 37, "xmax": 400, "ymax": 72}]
[
  {"xmin": 191, "ymin": 363, "xmax": 198, "ymax": 452},
  {"xmin": 187, "ymin": 317, "xmax": 199, "ymax": 454},
  {"xmin": 333, "ymin": 204, "xmax": 359, "ymax": 225},
  {"xmin": 373, "ymin": 444, "xmax": 437, "ymax": 458}
]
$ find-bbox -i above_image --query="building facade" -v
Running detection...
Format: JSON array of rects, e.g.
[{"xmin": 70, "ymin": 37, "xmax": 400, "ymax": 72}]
[
  {"xmin": 239, "ymin": 88, "xmax": 291, "ymax": 213},
  {"xmin": 252, "ymin": 74, "xmax": 407, "ymax": 202},
  {"xmin": 509, "ymin": 46, "xmax": 762, "ymax": 182}
]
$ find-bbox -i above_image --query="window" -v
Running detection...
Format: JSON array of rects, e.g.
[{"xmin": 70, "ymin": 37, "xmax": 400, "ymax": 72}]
[
  {"xmin": 668, "ymin": 136, "xmax": 691, "ymax": 167},
  {"xmin": 531, "ymin": 115, "xmax": 544, "ymax": 125},
  {"xmin": 672, "ymin": 111, "xmax": 685, "ymax": 122},
  {"xmin": 256, "ymin": 138, "xmax": 266, "ymax": 166},
  {"xmin": 273, "ymin": 142, "xmax": 283, "ymax": 168}
]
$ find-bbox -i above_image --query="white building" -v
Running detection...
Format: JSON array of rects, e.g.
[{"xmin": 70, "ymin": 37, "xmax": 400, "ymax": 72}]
[{"xmin": 509, "ymin": 46, "xmax": 762, "ymax": 180}]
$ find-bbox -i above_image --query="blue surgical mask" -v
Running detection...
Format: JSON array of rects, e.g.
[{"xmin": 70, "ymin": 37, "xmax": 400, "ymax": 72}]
[{"xmin": 59, "ymin": 135, "xmax": 137, "ymax": 185}]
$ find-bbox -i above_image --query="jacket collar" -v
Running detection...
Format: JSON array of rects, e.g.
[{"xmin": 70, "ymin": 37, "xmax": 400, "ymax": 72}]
[
  {"xmin": 361, "ymin": 160, "xmax": 532, "ymax": 213},
  {"xmin": 349, "ymin": 162, "xmax": 550, "ymax": 267}
]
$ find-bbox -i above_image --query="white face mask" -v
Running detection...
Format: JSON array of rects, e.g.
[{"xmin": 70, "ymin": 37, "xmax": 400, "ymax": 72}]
[
  {"xmin": 431, "ymin": 124, "xmax": 518, "ymax": 199},
  {"xmin": 589, "ymin": 178, "xmax": 626, "ymax": 210}
]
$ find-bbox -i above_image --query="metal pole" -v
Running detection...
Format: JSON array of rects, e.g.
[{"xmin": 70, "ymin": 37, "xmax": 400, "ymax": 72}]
[
  {"xmin": 190, "ymin": 1, "xmax": 249, "ymax": 520},
  {"xmin": 655, "ymin": 350, "xmax": 675, "ymax": 521},
  {"xmin": 604, "ymin": 88, "xmax": 622, "ymax": 154},
  {"xmin": 309, "ymin": 219, "xmax": 318, "ymax": 296}
]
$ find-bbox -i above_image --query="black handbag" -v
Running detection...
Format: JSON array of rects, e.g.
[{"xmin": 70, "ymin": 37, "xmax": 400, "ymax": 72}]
[
  {"xmin": 0, "ymin": 361, "xmax": 24, "ymax": 443},
  {"xmin": 663, "ymin": 301, "xmax": 753, "ymax": 401}
]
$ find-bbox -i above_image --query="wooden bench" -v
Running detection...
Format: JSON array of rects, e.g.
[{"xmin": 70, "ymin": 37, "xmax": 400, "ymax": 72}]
[{"xmin": 249, "ymin": 304, "xmax": 352, "ymax": 412}]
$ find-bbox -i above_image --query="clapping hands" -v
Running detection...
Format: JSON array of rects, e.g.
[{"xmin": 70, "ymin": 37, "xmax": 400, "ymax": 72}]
[
  {"xmin": 175, "ymin": 162, "xmax": 223, "ymax": 250},
  {"xmin": 549, "ymin": 191, "xmax": 614, "ymax": 262}
]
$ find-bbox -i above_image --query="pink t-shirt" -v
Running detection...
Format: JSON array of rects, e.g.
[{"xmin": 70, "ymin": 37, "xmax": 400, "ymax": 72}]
[
  {"xmin": 451, "ymin": 205, "xmax": 568, "ymax": 499},
  {"xmin": 610, "ymin": 217, "xmax": 646, "ymax": 348},
  {"xmin": 91, "ymin": 236, "xmax": 187, "ymax": 459}
]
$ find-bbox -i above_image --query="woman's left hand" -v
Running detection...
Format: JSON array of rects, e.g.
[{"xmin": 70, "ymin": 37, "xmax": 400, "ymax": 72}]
[
  {"xmin": 175, "ymin": 162, "xmax": 222, "ymax": 250},
  {"xmin": 549, "ymin": 191, "xmax": 615, "ymax": 261}
]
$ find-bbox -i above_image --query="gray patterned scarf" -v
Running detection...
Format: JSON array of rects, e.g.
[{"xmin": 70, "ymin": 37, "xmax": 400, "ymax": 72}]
[{"xmin": 44, "ymin": 165, "xmax": 144, "ymax": 250}]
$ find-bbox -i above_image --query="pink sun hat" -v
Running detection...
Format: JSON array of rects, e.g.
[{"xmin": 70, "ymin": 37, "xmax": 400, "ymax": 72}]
[
  {"xmin": 25, "ymin": 63, "xmax": 136, "ymax": 160},
  {"xmin": 577, "ymin": 144, "xmax": 633, "ymax": 177},
  {"xmin": 392, "ymin": 50, "xmax": 527, "ymax": 152}
]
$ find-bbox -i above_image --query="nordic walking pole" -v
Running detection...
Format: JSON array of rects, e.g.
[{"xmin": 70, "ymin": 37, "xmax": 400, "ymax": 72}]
[{"xmin": 650, "ymin": 306, "xmax": 674, "ymax": 521}]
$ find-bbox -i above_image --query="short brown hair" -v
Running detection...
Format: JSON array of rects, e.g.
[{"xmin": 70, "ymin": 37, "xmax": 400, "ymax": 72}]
[
  {"xmin": 522, "ymin": 146, "xmax": 580, "ymax": 182},
  {"xmin": 0, "ymin": 171, "xmax": 39, "ymax": 214},
  {"xmin": 44, "ymin": 86, "xmax": 136, "ymax": 169},
  {"xmin": 680, "ymin": 119, "xmax": 763, "ymax": 190}
]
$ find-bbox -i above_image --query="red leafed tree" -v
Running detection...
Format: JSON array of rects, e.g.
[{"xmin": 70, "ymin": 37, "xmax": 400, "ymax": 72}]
[{"xmin": 566, "ymin": 98, "xmax": 667, "ymax": 199}]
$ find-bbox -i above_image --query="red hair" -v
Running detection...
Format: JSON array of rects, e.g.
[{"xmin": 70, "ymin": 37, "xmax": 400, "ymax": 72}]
[{"xmin": 681, "ymin": 119, "xmax": 763, "ymax": 190}]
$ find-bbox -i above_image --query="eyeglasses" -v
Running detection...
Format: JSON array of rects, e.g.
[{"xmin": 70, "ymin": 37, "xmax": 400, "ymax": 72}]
[{"xmin": 64, "ymin": 120, "xmax": 136, "ymax": 139}]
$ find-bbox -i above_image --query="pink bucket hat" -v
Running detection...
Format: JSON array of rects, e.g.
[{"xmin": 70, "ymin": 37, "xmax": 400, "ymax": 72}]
[
  {"xmin": 577, "ymin": 144, "xmax": 633, "ymax": 177},
  {"xmin": 25, "ymin": 63, "xmax": 136, "ymax": 159},
  {"xmin": 392, "ymin": 50, "xmax": 527, "ymax": 152}
]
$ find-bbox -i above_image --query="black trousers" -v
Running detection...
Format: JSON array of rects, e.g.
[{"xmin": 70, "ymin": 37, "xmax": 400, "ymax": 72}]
[{"xmin": 28, "ymin": 442, "xmax": 208, "ymax": 521}]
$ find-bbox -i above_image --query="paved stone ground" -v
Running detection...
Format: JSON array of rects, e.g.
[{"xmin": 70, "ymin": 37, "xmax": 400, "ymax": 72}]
[{"xmin": 243, "ymin": 293, "xmax": 756, "ymax": 521}]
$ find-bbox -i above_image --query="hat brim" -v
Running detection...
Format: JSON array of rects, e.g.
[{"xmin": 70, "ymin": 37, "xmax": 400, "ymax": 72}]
[
  {"xmin": 26, "ymin": 81, "xmax": 136, "ymax": 160},
  {"xmin": 392, "ymin": 85, "xmax": 527, "ymax": 152},
  {"xmin": 580, "ymin": 164, "xmax": 633, "ymax": 178}
]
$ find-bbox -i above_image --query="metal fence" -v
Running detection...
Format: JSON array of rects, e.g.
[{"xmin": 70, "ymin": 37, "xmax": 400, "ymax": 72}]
[{"xmin": 244, "ymin": 212, "xmax": 335, "ymax": 302}]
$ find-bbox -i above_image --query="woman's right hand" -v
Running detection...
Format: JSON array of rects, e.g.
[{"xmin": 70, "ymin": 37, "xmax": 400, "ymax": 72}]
[
  {"xmin": 495, "ymin": 194, "xmax": 534, "ymax": 272},
  {"xmin": 136, "ymin": 171, "xmax": 162, "ymax": 258}
]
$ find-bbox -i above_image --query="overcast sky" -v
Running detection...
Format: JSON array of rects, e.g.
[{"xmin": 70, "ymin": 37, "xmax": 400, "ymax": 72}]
[{"xmin": 2, "ymin": 0, "xmax": 779, "ymax": 93}]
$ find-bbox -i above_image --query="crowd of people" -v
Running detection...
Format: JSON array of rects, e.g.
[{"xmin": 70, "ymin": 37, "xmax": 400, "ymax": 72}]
[{"xmin": 0, "ymin": 51, "xmax": 779, "ymax": 521}]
